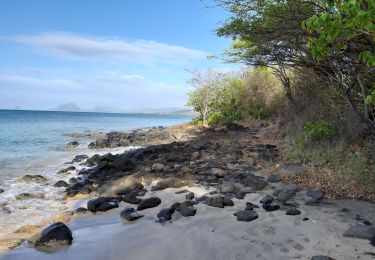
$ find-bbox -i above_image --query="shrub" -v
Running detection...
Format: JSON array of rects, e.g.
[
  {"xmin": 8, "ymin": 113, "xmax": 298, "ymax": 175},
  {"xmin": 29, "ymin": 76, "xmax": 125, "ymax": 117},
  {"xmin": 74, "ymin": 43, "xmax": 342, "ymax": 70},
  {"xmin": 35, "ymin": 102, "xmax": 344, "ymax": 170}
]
[{"xmin": 301, "ymin": 121, "xmax": 334, "ymax": 145}]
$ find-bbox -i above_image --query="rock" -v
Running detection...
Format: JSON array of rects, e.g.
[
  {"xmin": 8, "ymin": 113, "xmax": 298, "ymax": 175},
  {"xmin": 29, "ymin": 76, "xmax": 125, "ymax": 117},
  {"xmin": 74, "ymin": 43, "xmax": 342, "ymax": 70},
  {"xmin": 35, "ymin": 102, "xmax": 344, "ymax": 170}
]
[
  {"xmin": 245, "ymin": 202, "xmax": 259, "ymax": 210},
  {"xmin": 0, "ymin": 238, "xmax": 24, "ymax": 250},
  {"xmin": 79, "ymin": 184, "xmax": 95, "ymax": 195},
  {"xmin": 234, "ymin": 210, "xmax": 259, "ymax": 222},
  {"xmin": 343, "ymin": 224, "xmax": 375, "ymax": 239},
  {"xmin": 286, "ymin": 208, "xmax": 301, "ymax": 216},
  {"xmin": 137, "ymin": 197, "xmax": 161, "ymax": 210},
  {"xmin": 157, "ymin": 208, "xmax": 175, "ymax": 222},
  {"xmin": 185, "ymin": 192, "xmax": 194, "ymax": 200},
  {"xmin": 262, "ymin": 203, "xmax": 280, "ymax": 212},
  {"xmin": 311, "ymin": 256, "xmax": 335, "ymax": 260},
  {"xmin": 172, "ymin": 202, "xmax": 197, "ymax": 217},
  {"xmin": 69, "ymin": 177, "xmax": 78, "ymax": 184},
  {"xmin": 211, "ymin": 168, "xmax": 227, "ymax": 178},
  {"xmin": 151, "ymin": 177, "xmax": 185, "ymax": 191},
  {"xmin": 71, "ymin": 154, "xmax": 89, "ymax": 163},
  {"xmin": 223, "ymin": 197, "xmax": 234, "ymax": 206},
  {"xmin": 175, "ymin": 189, "xmax": 190, "ymax": 194},
  {"xmin": 306, "ymin": 189, "xmax": 324, "ymax": 200},
  {"xmin": 74, "ymin": 207, "xmax": 88, "ymax": 214},
  {"xmin": 191, "ymin": 152, "xmax": 200, "ymax": 160},
  {"xmin": 123, "ymin": 191, "xmax": 142, "ymax": 204},
  {"xmin": 15, "ymin": 224, "xmax": 39, "ymax": 233},
  {"xmin": 221, "ymin": 182, "xmax": 236, "ymax": 193},
  {"xmin": 151, "ymin": 163, "xmax": 165, "ymax": 172},
  {"xmin": 54, "ymin": 180, "xmax": 70, "ymax": 188},
  {"xmin": 260, "ymin": 194, "xmax": 273, "ymax": 204},
  {"xmin": 277, "ymin": 190, "xmax": 291, "ymax": 203},
  {"xmin": 205, "ymin": 196, "xmax": 224, "ymax": 208},
  {"xmin": 88, "ymin": 142, "xmax": 96, "ymax": 149},
  {"xmin": 58, "ymin": 166, "xmax": 76, "ymax": 174},
  {"xmin": 266, "ymin": 174, "xmax": 281, "ymax": 183},
  {"xmin": 303, "ymin": 217, "xmax": 309, "ymax": 221},
  {"xmin": 0, "ymin": 188, "xmax": 4, "ymax": 193},
  {"xmin": 280, "ymin": 163, "xmax": 303, "ymax": 176},
  {"xmin": 120, "ymin": 208, "xmax": 144, "ymax": 221},
  {"xmin": 226, "ymin": 123, "xmax": 247, "ymax": 131},
  {"xmin": 34, "ymin": 222, "xmax": 73, "ymax": 249},
  {"xmin": 235, "ymin": 192, "xmax": 246, "ymax": 200},
  {"xmin": 17, "ymin": 175, "xmax": 47, "ymax": 183},
  {"xmin": 243, "ymin": 175, "xmax": 267, "ymax": 190},
  {"xmin": 15, "ymin": 193, "xmax": 45, "ymax": 200},
  {"xmin": 67, "ymin": 141, "xmax": 79, "ymax": 149},
  {"xmin": 87, "ymin": 197, "xmax": 121, "ymax": 212}
]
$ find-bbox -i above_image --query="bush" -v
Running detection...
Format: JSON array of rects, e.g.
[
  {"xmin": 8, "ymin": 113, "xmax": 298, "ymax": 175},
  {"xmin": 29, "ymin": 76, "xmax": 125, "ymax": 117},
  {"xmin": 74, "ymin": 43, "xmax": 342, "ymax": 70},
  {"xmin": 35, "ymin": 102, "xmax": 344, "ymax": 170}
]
[{"xmin": 301, "ymin": 121, "xmax": 334, "ymax": 145}]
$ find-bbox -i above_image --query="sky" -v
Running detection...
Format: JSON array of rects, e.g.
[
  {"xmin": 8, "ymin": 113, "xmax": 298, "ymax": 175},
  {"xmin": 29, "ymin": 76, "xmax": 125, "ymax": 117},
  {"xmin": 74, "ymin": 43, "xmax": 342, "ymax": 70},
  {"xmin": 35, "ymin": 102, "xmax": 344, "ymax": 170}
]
[{"xmin": 0, "ymin": 0, "xmax": 236, "ymax": 111}]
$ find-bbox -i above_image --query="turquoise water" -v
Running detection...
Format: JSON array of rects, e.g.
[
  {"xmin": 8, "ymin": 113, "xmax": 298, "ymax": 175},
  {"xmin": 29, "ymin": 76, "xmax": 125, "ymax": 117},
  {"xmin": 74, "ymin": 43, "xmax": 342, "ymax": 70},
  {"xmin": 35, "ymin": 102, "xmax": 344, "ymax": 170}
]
[{"xmin": 0, "ymin": 109, "xmax": 191, "ymax": 177}]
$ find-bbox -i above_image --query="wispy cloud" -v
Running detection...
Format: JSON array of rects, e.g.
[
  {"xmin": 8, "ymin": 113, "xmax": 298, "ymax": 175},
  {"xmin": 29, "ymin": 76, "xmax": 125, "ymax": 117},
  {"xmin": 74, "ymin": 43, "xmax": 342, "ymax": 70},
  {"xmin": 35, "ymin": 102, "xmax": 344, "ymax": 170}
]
[
  {"xmin": 2, "ymin": 32, "xmax": 209, "ymax": 64},
  {"xmin": 0, "ymin": 72, "xmax": 188, "ymax": 109}
]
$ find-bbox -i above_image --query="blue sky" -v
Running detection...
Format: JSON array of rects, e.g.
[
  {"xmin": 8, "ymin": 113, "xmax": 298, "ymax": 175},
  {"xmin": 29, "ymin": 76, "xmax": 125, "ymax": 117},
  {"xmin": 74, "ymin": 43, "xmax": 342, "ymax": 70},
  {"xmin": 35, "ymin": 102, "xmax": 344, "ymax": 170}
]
[{"xmin": 0, "ymin": 0, "xmax": 236, "ymax": 111}]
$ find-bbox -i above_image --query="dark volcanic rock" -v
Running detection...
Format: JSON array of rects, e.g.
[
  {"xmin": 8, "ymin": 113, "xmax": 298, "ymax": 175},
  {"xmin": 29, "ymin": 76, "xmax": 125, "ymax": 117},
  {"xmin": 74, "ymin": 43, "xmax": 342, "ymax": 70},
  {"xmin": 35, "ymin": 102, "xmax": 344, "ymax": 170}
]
[
  {"xmin": 276, "ymin": 190, "xmax": 291, "ymax": 203},
  {"xmin": 72, "ymin": 154, "xmax": 89, "ymax": 163},
  {"xmin": 54, "ymin": 180, "xmax": 69, "ymax": 188},
  {"xmin": 306, "ymin": 189, "xmax": 324, "ymax": 200},
  {"xmin": 260, "ymin": 194, "xmax": 273, "ymax": 204},
  {"xmin": 137, "ymin": 197, "xmax": 161, "ymax": 210},
  {"xmin": 0, "ymin": 188, "xmax": 4, "ymax": 194},
  {"xmin": 235, "ymin": 192, "xmax": 246, "ymax": 200},
  {"xmin": 34, "ymin": 222, "xmax": 73, "ymax": 249},
  {"xmin": 305, "ymin": 198, "xmax": 319, "ymax": 205},
  {"xmin": 15, "ymin": 193, "xmax": 45, "ymax": 200},
  {"xmin": 67, "ymin": 141, "xmax": 79, "ymax": 149},
  {"xmin": 120, "ymin": 208, "xmax": 144, "ymax": 221},
  {"xmin": 123, "ymin": 190, "xmax": 142, "ymax": 204},
  {"xmin": 17, "ymin": 175, "xmax": 47, "ymax": 183},
  {"xmin": 245, "ymin": 202, "xmax": 259, "ymax": 210},
  {"xmin": 311, "ymin": 256, "xmax": 335, "ymax": 260},
  {"xmin": 74, "ymin": 207, "xmax": 88, "ymax": 214},
  {"xmin": 223, "ymin": 197, "xmax": 234, "ymax": 206},
  {"xmin": 157, "ymin": 208, "xmax": 175, "ymax": 222},
  {"xmin": 185, "ymin": 192, "xmax": 194, "ymax": 200},
  {"xmin": 234, "ymin": 210, "xmax": 258, "ymax": 222},
  {"xmin": 175, "ymin": 189, "xmax": 190, "ymax": 194},
  {"xmin": 205, "ymin": 196, "xmax": 224, "ymax": 208},
  {"xmin": 243, "ymin": 175, "xmax": 267, "ymax": 190},
  {"xmin": 343, "ymin": 224, "xmax": 375, "ymax": 239},
  {"xmin": 87, "ymin": 197, "xmax": 121, "ymax": 213},
  {"xmin": 262, "ymin": 203, "xmax": 280, "ymax": 212},
  {"xmin": 266, "ymin": 174, "xmax": 281, "ymax": 183},
  {"xmin": 172, "ymin": 202, "xmax": 197, "ymax": 217},
  {"xmin": 286, "ymin": 208, "xmax": 301, "ymax": 216}
]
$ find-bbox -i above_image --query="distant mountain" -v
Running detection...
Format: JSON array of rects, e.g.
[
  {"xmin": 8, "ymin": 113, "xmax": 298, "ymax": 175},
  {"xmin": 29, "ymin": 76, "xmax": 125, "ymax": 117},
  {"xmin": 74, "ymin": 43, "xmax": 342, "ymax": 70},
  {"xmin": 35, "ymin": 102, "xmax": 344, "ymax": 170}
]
[
  {"xmin": 51, "ymin": 102, "xmax": 81, "ymax": 112},
  {"xmin": 49, "ymin": 103, "xmax": 196, "ymax": 115}
]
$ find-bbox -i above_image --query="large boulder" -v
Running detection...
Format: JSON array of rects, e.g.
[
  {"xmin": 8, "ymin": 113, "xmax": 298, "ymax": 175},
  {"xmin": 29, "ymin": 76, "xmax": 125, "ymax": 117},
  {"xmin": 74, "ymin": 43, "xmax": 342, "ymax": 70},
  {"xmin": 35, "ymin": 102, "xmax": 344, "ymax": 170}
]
[
  {"xmin": 242, "ymin": 175, "xmax": 267, "ymax": 191},
  {"xmin": 157, "ymin": 208, "xmax": 175, "ymax": 222},
  {"xmin": 34, "ymin": 222, "xmax": 73, "ymax": 250},
  {"xmin": 137, "ymin": 197, "xmax": 161, "ymax": 210},
  {"xmin": 171, "ymin": 201, "xmax": 197, "ymax": 217}
]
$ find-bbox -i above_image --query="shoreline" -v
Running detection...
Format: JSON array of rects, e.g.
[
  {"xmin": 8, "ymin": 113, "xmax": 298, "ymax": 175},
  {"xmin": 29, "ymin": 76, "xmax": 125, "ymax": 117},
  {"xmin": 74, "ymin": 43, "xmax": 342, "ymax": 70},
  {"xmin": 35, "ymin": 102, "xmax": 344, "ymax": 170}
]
[{"xmin": 0, "ymin": 121, "xmax": 374, "ymax": 259}]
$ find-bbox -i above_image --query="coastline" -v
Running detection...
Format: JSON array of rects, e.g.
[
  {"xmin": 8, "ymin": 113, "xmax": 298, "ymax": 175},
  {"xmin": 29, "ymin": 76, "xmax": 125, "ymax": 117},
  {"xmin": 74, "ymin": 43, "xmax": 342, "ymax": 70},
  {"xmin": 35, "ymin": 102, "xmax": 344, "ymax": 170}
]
[{"xmin": 0, "ymin": 121, "xmax": 374, "ymax": 259}]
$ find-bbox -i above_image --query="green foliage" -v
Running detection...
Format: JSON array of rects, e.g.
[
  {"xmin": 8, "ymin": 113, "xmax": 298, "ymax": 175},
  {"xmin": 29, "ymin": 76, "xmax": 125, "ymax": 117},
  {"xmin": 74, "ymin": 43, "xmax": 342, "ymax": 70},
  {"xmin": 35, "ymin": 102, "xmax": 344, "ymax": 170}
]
[
  {"xmin": 301, "ymin": 121, "xmax": 334, "ymax": 144},
  {"xmin": 303, "ymin": 0, "xmax": 375, "ymax": 66},
  {"xmin": 250, "ymin": 105, "xmax": 267, "ymax": 119},
  {"xmin": 192, "ymin": 117, "xmax": 203, "ymax": 125}
]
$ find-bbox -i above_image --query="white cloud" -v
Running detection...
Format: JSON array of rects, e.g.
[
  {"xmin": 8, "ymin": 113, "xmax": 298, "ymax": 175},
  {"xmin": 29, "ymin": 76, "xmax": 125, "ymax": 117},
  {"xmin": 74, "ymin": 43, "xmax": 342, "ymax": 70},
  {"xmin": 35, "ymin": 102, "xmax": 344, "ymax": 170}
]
[
  {"xmin": 0, "ymin": 72, "xmax": 188, "ymax": 109},
  {"xmin": 2, "ymin": 32, "xmax": 209, "ymax": 64}
]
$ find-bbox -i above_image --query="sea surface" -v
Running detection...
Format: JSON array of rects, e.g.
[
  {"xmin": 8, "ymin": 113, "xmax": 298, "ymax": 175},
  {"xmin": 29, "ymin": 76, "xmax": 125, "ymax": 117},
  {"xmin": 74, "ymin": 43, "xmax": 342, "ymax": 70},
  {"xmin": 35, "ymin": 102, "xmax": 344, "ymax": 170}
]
[{"xmin": 0, "ymin": 109, "xmax": 191, "ymax": 234}]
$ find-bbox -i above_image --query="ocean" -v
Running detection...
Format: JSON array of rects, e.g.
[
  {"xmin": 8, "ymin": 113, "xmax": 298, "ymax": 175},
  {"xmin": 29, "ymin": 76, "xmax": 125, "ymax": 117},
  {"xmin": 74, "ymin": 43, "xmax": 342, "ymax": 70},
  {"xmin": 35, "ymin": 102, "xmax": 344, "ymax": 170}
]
[{"xmin": 0, "ymin": 109, "xmax": 191, "ymax": 234}]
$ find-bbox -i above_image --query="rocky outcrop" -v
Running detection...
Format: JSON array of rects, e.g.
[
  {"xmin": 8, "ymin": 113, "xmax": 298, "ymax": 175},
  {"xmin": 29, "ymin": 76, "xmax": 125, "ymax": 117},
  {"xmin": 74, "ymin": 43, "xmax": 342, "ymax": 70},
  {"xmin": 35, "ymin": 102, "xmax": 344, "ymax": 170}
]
[{"xmin": 16, "ymin": 175, "xmax": 47, "ymax": 183}]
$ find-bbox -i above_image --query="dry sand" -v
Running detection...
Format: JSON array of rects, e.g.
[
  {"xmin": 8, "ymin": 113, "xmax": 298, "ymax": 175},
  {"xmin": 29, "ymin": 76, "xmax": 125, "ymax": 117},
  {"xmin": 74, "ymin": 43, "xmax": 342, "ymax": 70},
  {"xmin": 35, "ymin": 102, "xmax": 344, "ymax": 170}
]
[{"xmin": 1, "ymin": 180, "xmax": 374, "ymax": 260}]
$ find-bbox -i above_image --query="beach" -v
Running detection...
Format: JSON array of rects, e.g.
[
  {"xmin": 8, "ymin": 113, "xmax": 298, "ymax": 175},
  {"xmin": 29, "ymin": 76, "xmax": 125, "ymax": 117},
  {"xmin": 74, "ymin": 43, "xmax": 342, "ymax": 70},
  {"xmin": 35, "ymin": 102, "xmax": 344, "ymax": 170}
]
[{"xmin": 0, "ymin": 119, "xmax": 374, "ymax": 260}]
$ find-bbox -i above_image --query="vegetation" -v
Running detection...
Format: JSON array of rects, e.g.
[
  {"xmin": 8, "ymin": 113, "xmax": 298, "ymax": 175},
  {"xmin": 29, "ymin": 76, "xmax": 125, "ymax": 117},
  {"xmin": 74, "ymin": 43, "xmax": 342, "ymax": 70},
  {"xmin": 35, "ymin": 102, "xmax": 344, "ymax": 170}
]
[{"xmin": 187, "ymin": 0, "xmax": 375, "ymax": 199}]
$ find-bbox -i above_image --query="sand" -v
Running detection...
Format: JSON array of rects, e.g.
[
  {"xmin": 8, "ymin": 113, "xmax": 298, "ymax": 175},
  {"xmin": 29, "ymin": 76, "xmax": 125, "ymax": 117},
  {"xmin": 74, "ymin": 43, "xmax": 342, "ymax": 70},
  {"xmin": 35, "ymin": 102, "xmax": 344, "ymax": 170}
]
[{"xmin": 1, "ymin": 179, "xmax": 374, "ymax": 260}]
